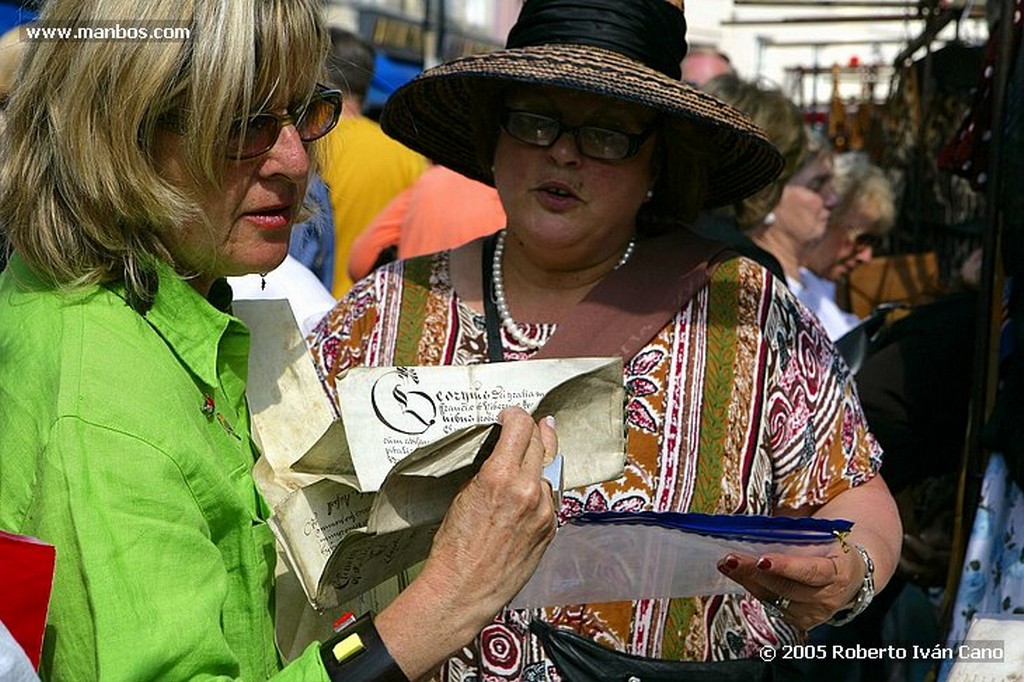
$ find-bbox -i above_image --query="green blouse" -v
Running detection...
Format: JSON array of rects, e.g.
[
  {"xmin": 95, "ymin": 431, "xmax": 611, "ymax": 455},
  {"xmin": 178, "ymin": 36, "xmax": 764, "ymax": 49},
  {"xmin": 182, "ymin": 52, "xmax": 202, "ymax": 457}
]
[{"xmin": 0, "ymin": 255, "xmax": 327, "ymax": 681}]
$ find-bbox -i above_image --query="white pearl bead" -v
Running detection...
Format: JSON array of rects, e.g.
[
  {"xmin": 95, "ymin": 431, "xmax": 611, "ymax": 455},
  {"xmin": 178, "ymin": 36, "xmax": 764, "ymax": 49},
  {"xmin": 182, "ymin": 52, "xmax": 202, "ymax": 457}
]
[{"xmin": 491, "ymin": 229, "xmax": 636, "ymax": 351}]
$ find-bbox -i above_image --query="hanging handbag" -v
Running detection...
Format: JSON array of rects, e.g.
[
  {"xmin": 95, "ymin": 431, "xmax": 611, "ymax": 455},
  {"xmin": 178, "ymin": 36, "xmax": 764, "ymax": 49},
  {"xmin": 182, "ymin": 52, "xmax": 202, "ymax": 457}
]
[{"xmin": 530, "ymin": 620, "xmax": 775, "ymax": 682}]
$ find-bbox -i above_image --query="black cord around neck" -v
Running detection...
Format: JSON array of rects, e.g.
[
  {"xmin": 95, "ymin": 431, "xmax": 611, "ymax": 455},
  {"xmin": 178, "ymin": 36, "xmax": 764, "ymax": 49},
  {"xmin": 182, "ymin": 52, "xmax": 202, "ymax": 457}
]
[{"xmin": 481, "ymin": 232, "xmax": 504, "ymax": 363}]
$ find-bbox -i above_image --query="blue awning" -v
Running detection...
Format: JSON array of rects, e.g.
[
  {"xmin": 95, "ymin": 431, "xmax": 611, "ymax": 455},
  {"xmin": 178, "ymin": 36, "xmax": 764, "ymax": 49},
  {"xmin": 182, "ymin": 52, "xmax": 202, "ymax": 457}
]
[
  {"xmin": 0, "ymin": 2, "xmax": 35, "ymax": 34},
  {"xmin": 365, "ymin": 52, "xmax": 422, "ymax": 113}
]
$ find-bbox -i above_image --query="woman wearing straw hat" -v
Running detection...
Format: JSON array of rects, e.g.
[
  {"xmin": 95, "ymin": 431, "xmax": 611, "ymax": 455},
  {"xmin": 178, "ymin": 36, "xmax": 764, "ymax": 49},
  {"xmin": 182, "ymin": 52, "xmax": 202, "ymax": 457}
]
[
  {"xmin": 0, "ymin": 0, "xmax": 561, "ymax": 680},
  {"xmin": 311, "ymin": 0, "xmax": 901, "ymax": 678}
]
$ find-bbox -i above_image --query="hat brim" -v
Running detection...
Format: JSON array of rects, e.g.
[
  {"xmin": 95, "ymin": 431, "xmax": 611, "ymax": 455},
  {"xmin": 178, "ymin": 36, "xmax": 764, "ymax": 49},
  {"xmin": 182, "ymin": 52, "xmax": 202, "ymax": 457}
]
[{"xmin": 381, "ymin": 44, "xmax": 783, "ymax": 209}]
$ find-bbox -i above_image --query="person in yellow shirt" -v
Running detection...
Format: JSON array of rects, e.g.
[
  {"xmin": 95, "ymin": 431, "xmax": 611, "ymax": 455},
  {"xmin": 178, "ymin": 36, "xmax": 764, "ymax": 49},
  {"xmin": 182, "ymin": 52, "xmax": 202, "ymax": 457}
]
[{"xmin": 320, "ymin": 27, "xmax": 428, "ymax": 296}]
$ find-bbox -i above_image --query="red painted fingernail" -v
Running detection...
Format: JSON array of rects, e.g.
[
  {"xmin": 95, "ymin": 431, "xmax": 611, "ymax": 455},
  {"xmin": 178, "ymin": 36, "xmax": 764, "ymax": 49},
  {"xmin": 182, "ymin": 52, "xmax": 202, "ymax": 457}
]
[
  {"xmin": 725, "ymin": 556, "xmax": 739, "ymax": 570},
  {"xmin": 717, "ymin": 562, "xmax": 732, "ymax": 575},
  {"xmin": 756, "ymin": 557, "xmax": 772, "ymax": 570}
]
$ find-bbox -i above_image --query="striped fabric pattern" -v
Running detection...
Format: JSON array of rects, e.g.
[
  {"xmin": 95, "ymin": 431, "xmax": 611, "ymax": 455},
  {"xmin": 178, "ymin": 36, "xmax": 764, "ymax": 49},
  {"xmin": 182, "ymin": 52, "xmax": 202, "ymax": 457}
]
[{"xmin": 308, "ymin": 249, "xmax": 881, "ymax": 678}]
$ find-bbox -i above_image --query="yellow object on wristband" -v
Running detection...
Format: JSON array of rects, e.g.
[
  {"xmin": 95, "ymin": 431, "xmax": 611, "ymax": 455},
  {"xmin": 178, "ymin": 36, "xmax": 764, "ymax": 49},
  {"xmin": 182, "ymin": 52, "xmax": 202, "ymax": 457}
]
[{"xmin": 332, "ymin": 633, "xmax": 365, "ymax": 663}]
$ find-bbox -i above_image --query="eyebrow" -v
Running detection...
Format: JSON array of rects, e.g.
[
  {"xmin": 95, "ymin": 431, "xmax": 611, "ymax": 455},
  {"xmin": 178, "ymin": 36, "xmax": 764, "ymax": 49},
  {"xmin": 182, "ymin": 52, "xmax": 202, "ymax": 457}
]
[{"xmin": 505, "ymin": 104, "xmax": 653, "ymax": 132}]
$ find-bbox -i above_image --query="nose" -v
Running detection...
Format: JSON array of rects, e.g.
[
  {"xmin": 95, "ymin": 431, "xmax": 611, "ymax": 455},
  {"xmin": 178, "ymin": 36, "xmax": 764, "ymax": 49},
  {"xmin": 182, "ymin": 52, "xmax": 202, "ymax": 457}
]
[
  {"xmin": 821, "ymin": 180, "xmax": 839, "ymax": 209},
  {"xmin": 259, "ymin": 122, "xmax": 310, "ymax": 183},
  {"xmin": 548, "ymin": 128, "xmax": 583, "ymax": 165}
]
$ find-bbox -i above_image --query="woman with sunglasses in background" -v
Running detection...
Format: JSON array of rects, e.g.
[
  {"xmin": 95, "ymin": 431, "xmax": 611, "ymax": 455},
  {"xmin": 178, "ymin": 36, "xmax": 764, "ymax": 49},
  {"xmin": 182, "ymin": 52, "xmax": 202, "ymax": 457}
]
[
  {"xmin": 800, "ymin": 152, "xmax": 896, "ymax": 340},
  {"xmin": 0, "ymin": 1, "xmax": 560, "ymax": 680}
]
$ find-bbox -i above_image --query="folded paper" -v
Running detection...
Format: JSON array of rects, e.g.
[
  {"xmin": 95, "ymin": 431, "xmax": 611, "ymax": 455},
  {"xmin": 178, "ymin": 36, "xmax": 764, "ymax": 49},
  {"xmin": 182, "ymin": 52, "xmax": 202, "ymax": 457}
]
[{"xmin": 237, "ymin": 300, "xmax": 627, "ymax": 610}]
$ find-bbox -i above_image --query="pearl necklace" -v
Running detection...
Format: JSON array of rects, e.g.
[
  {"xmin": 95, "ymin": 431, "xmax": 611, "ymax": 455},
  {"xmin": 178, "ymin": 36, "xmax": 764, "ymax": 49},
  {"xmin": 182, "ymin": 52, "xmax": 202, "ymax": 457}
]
[{"xmin": 491, "ymin": 229, "xmax": 637, "ymax": 350}]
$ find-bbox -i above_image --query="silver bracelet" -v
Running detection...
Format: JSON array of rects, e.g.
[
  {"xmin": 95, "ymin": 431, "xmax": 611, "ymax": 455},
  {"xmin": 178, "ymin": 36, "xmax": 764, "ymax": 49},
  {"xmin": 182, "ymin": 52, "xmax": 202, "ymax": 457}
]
[{"xmin": 827, "ymin": 544, "xmax": 875, "ymax": 626}]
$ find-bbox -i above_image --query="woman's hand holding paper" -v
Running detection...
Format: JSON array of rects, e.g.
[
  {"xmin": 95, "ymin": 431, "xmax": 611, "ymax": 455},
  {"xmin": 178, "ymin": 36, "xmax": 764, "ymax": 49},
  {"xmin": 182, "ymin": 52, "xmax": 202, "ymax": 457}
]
[{"xmin": 375, "ymin": 407, "xmax": 558, "ymax": 679}]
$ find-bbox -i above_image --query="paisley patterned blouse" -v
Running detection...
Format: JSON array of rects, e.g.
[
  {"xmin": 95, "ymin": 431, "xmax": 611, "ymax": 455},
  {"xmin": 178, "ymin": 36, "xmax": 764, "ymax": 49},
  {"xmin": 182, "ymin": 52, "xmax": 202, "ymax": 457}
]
[{"xmin": 308, "ymin": 248, "xmax": 882, "ymax": 680}]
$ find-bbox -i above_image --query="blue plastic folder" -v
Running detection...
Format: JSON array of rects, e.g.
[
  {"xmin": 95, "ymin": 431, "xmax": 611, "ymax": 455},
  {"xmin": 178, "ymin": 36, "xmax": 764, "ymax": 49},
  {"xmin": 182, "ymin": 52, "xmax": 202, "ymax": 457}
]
[{"xmin": 508, "ymin": 512, "xmax": 852, "ymax": 609}]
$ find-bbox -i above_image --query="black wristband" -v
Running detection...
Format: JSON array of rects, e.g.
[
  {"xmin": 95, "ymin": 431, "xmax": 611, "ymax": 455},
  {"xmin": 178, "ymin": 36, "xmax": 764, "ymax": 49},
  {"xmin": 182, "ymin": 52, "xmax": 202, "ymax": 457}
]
[{"xmin": 320, "ymin": 613, "xmax": 410, "ymax": 682}]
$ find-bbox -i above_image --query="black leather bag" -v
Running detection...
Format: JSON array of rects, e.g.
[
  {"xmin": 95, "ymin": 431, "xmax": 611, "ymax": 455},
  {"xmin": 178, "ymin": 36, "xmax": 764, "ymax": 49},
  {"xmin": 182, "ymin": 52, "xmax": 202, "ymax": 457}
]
[{"xmin": 530, "ymin": 620, "xmax": 775, "ymax": 682}]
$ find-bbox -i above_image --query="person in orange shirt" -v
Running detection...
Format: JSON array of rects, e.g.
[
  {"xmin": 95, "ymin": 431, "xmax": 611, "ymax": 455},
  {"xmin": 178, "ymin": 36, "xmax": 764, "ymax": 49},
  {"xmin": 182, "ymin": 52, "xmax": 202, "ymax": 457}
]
[
  {"xmin": 318, "ymin": 27, "xmax": 428, "ymax": 296},
  {"xmin": 348, "ymin": 164, "xmax": 506, "ymax": 282}
]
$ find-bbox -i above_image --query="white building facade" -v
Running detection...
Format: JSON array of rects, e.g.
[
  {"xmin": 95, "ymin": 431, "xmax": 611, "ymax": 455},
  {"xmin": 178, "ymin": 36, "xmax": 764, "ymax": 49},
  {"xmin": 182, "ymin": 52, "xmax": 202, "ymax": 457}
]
[{"xmin": 325, "ymin": 0, "xmax": 990, "ymax": 113}]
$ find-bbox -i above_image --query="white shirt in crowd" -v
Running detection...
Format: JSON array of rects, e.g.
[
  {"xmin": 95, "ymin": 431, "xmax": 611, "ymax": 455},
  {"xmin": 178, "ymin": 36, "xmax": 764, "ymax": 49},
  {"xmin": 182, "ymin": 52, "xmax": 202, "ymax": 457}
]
[
  {"xmin": 228, "ymin": 255, "xmax": 336, "ymax": 337},
  {"xmin": 790, "ymin": 267, "xmax": 861, "ymax": 341}
]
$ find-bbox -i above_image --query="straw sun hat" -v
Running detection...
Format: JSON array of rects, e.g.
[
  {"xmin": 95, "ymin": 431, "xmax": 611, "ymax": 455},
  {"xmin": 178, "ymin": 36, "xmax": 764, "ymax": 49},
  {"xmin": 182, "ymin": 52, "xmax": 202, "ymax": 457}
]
[{"xmin": 381, "ymin": 0, "xmax": 784, "ymax": 210}]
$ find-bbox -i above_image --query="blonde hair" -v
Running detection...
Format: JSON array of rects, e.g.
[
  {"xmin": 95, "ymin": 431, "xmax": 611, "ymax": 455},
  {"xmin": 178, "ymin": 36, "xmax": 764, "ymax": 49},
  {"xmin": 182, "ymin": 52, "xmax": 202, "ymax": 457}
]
[
  {"xmin": 831, "ymin": 152, "xmax": 895, "ymax": 235},
  {"xmin": 701, "ymin": 74, "xmax": 809, "ymax": 229},
  {"xmin": 0, "ymin": 26, "xmax": 26, "ymax": 100},
  {"xmin": 0, "ymin": 0, "xmax": 328, "ymax": 309}
]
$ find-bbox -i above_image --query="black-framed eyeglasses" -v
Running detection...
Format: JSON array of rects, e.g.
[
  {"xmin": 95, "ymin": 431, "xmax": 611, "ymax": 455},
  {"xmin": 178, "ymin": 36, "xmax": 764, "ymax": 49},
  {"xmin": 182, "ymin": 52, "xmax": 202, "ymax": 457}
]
[
  {"xmin": 500, "ymin": 109, "xmax": 655, "ymax": 161},
  {"xmin": 226, "ymin": 85, "xmax": 342, "ymax": 160}
]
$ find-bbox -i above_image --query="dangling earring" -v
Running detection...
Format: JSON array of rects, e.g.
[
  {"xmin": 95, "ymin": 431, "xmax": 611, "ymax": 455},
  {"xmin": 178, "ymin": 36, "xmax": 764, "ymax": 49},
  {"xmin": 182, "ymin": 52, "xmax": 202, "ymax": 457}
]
[{"xmin": 260, "ymin": 273, "xmax": 267, "ymax": 291}]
